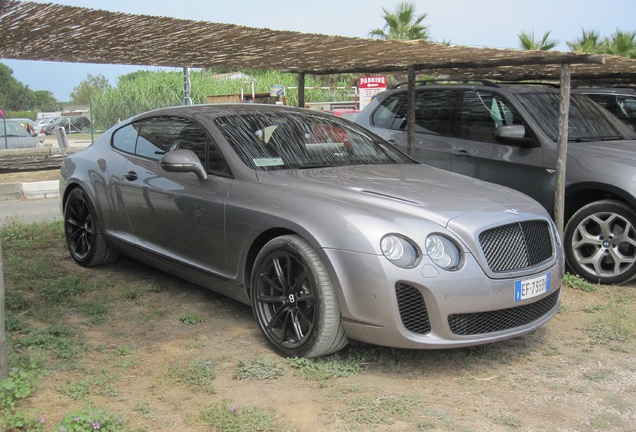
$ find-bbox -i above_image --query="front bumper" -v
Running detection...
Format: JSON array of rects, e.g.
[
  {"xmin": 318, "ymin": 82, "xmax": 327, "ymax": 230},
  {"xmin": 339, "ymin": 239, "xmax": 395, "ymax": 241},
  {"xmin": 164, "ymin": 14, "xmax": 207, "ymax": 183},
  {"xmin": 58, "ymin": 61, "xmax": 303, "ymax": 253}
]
[{"xmin": 323, "ymin": 248, "xmax": 562, "ymax": 349}]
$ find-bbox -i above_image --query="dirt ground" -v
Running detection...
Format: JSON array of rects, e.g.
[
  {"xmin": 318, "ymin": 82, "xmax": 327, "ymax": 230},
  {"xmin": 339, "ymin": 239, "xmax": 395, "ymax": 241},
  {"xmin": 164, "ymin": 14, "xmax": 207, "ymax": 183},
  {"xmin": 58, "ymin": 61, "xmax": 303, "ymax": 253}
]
[
  {"xmin": 12, "ymin": 250, "xmax": 636, "ymax": 432},
  {"xmin": 1, "ymin": 169, "xmax": 635, "ymax": 431}
]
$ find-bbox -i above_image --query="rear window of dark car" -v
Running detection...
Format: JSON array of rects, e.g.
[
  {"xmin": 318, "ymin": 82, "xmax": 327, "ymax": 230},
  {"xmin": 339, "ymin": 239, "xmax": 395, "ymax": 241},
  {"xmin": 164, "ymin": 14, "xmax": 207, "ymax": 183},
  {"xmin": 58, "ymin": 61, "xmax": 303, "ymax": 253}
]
[{"xmin": 516, "ymin": 93, "xmax": 636, "ymax": 142}]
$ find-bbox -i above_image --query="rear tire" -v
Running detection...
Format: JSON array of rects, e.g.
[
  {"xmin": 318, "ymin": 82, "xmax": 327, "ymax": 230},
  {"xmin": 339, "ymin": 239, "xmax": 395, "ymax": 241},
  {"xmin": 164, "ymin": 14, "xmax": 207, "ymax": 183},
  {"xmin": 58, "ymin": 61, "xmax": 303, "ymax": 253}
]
[
  {"xmin": 251, "ymin": 235, "xmax": 347, "ymax": 358},
  {"xmin": 564, "ymin": 199, "xmax": 636, "ymax": 285},
  {"xmin": 64, "ymin": 187, "xmax": 118, "ymax": 267}
]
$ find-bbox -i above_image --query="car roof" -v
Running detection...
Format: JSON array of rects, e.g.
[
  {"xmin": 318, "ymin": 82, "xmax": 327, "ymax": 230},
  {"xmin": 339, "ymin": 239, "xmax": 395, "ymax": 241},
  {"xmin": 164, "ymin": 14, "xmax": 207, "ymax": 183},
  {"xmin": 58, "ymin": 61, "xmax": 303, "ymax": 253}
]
[
  {"xmin": 380, "ymin": 81, "xmax": 562, "ymax": 99},
  {"xmin": 129, "ymin": 103, "xmax": 333, "ymax": 122}
]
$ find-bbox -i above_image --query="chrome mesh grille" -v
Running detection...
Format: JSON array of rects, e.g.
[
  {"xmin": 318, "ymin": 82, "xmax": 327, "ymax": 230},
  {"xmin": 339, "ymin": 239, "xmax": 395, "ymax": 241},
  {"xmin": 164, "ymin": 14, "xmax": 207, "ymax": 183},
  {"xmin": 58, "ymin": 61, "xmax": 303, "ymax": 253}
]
[
  {"xmin": 479, "ymin": 221, "xmax": 553, "ymax": 272},
  {"xmin": 448, "ymin": 288, "xmax": 560, "ymax": 336},
  {"xmin": 395, "ymin": 283, "xmax": 431, "ymax": 335}
]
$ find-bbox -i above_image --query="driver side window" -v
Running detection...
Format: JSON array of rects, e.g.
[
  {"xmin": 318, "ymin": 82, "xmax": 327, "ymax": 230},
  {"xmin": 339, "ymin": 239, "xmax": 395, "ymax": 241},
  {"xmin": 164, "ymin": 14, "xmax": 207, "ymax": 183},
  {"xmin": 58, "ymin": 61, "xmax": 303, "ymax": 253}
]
[{"xmin": 458, "ymin": 91, "xmax": 528, "ymax": 143}]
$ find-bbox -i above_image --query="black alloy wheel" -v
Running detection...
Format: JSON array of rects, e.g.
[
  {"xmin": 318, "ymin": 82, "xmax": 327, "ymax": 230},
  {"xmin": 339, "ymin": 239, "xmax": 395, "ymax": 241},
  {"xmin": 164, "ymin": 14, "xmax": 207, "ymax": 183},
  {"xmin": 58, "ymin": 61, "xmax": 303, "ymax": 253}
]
[
  {"xmin": 251, "ymin": 235, "xmax": 347, "ymax": 358},
  {"xmin": 64, "ymin": 188, "xmax": 118, "ymax": 267}
]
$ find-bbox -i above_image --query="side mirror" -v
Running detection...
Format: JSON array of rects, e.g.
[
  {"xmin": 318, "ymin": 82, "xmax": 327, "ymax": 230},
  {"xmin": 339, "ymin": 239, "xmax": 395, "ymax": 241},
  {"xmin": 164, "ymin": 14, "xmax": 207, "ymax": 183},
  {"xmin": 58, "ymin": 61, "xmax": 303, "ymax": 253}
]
[
  {"xmin": 495, "ymin": 125, "xmax": 534, "ymax": 146},
  {"xmin": 160, "ymin": 149, "xmax": 208, "ymax": 181}
]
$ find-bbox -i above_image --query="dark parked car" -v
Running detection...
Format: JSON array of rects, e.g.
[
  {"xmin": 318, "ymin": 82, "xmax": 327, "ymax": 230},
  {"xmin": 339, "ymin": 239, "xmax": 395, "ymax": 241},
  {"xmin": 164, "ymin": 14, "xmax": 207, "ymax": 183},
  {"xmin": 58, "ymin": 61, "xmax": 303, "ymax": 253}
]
[
  {"xmin": 573, "ymin": 86, "xmax": 636, "ymax": 130},
  {"xmin": 1, "ymin": 119, "xmax": 45, "ymax": 149},
  {"xmin": 43, "ymin": 115, "xmax": 91, "ymax": 134},
  {"xmin": 60, "ymin": 104, "xmax": 563, "ymax": 358},
  {"xmin": 356, "ymin": 80, "xmax": 636, "ymax": 285}
]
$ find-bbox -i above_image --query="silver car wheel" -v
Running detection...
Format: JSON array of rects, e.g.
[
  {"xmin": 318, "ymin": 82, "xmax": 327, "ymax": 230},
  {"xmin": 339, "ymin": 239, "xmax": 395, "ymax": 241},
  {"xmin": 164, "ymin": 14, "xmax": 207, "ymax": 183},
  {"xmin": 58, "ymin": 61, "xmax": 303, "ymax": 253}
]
[
  {"xmin": 565, "ymin": 200, "xmax": 636, "ymax": 285},
  {"xmin": 251, "ymin": 235, "xmax": 347, "ymax": 358}
]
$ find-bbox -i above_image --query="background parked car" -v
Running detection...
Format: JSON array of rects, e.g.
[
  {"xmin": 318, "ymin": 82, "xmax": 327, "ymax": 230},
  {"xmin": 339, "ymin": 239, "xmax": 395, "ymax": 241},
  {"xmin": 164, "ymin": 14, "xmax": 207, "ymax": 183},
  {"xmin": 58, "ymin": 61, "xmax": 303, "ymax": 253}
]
[
  {"xmin": 12, "ymin": 117, "xmax": 47, "ymax": 138},
  {"xmin": 0, "ymin": 119, "xmax": 45, "ymax": 149},
  {"xmin": 60, "ymin": 104, "xmax": 563, "ymax": 358},
  {"xmin": 573, "ymin": 86, "xmax": 636, "ymax": 130},
  {"xmin": 356, "ymin": 80, "xmax": 636, "ymax": 285},
  {"xmin": 43, "ymin": 115, "xmax": 91, "ymax": 134}
]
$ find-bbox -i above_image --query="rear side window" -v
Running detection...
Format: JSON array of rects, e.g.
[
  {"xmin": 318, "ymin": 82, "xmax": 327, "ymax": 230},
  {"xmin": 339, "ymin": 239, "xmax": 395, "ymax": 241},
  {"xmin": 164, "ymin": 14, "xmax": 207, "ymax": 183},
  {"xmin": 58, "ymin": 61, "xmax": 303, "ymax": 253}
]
[
  {"xmin": 414, "ymin": 90, "xmax": 457, "ymax": 135},
  {"xmin": 372, "ymin": 90, "xmax": 458, "ymax": 135},
  {"xmin": 371, "ymin": 93, "xmax": 407, "ymax": 130}
]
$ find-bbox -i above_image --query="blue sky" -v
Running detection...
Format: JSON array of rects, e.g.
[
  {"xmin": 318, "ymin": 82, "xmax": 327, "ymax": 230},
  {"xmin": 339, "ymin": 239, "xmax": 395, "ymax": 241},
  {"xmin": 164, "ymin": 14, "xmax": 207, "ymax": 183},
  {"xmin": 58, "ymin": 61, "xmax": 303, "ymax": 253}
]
[{"xmin": 3, "ymin": 0, "xmax": 635, "ymax": 100}]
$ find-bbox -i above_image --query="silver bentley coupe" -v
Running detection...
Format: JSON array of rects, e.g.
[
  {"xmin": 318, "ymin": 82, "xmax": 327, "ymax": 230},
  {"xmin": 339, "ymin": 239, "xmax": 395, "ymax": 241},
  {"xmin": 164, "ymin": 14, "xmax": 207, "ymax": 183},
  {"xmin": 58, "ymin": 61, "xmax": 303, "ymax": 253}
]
[{"xmin": 60, "ymin": 104, "xmax": 564, "ymax": 358}]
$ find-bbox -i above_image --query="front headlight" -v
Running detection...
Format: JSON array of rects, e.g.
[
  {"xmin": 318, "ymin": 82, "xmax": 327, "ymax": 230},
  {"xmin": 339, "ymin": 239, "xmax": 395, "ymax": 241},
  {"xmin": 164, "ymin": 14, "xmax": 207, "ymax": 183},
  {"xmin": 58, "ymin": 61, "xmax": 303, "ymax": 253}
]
[
  {"xmin": 380, "ymin": 234, "xmax": 420, "ymax": 268},
  {"xmin": 425, "ymin": 234, "xmax": 462, "ymax": 270}
]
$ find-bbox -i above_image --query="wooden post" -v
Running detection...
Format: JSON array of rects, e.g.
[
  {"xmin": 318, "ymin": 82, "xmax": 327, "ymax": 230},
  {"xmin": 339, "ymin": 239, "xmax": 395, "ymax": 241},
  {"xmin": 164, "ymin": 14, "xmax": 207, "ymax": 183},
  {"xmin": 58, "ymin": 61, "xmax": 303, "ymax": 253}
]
[
  {"xmin": 406, "ymin": 66, "xmax": 416, "ymax": 157},
  {"xmin": 0, "ymin": 239, "xmax": 8, "ymax": 379},
  {"xmin": 298, "ymin": 73, "xmax": 305, "ymax": 108},
  {"xmin": 555, "ymin": 64, "xmax": 571, "ymax": 238}
]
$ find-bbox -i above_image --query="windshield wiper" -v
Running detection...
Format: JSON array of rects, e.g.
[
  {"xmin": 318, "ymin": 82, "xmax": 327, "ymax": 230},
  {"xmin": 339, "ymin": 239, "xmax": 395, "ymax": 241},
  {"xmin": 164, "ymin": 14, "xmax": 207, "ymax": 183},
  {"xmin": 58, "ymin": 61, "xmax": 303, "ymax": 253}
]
[
  {"xmin": 570, "ymin": 136, "xmax": 627, "ymax": 142},
  {"xmin": 298, "ymin": 164, "xmax": 338, "ymax": 169}
]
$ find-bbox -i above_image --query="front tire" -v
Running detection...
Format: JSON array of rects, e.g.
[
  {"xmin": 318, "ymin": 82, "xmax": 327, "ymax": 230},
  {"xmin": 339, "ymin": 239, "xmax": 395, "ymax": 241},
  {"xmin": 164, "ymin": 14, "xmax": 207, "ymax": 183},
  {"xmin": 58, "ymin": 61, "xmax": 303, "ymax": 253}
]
[
  {"xmin": 564, "ymin": 200, "xmax": 636, "ymax": 285},
  {"xmin": 250, "ymin": 235, "xmax": 347, "ymax": 358},
  {"xmin": 64, "ymin": 187, "xmax": 118, "ymax": 267}
]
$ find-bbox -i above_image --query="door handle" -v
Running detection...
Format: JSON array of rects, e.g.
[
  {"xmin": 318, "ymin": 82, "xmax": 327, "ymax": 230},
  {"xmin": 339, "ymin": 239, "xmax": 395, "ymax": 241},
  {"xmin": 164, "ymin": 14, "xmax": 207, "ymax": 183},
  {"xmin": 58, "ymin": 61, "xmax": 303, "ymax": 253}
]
[
  {"xmin": 123, "ymin": 171, "xmax": 138, "ymax": 181},
  {"xmin": 453, "ymin": 149, "xmax": 470, "ymax": 156}
]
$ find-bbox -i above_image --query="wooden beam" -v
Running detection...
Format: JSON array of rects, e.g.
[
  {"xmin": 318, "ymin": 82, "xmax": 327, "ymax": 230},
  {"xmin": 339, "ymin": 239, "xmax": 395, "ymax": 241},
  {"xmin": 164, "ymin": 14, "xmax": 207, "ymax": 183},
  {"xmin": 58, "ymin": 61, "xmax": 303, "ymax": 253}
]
[
  {"xmin": 298, "ymin": 73, "xmax": 305, "ymax": 108},
  {"xmin": 555, "ymin": 64, "xmax": 571, "ymax": 238},
  {"xmin": 406, "ymin": 66, "xmax": 416, "ymax": 157}
]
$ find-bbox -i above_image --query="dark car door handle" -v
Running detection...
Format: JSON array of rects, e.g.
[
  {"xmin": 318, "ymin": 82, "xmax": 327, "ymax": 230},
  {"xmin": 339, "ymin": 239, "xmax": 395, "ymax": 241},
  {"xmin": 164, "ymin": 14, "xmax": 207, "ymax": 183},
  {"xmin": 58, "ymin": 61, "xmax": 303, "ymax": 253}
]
[
  {"xmin": 453, "ymin": 149, "xmax": 470, "ymax": 157},
  {"xmin": 123, "ymin": 171, "xmax": 138, "ymax": 181}
]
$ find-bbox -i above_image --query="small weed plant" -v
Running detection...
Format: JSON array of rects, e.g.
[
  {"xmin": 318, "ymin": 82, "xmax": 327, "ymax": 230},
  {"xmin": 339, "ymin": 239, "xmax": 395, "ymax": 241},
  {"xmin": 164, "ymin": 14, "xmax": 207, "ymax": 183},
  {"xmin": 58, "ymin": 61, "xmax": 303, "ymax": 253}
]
[
  {"xmin": 165, "ymin": 359, "xmax": 217, "ymax": 393},
  {"xmin": 235, "ymin": 357, "xmax": 285, "ymax": 380},
  {"xmin": 564, "ymin": 273, "xmax": 599, "ymax": 292},
  {"xmin": 56, "ymin": 406, "xmax": 124, "ymax": 431},
  {"xmin": 199, "ymin": 399, "xmax": 278, "ymax": 432},
  {"xmin": 180, "ymin": 313, "xmax": 203, "ymax": 325}
]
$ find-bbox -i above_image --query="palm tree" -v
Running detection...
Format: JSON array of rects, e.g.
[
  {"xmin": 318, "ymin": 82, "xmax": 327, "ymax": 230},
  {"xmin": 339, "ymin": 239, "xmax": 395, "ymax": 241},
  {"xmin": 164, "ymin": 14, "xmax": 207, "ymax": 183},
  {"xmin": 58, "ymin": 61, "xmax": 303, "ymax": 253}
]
[
  {"xmin": 518, "ymin": 30, "xmax": 559, "ymax": 51},
  {"xmin": 567, "ymin": 29, "xmax": 601, "ymax": 53},
  {"xmin": 369, "ymin": 1, "xmax": 430, "ymax": 41},
  {"xmin": 599, "ymin": 30, "xmax": 636, "ymax": 58}
]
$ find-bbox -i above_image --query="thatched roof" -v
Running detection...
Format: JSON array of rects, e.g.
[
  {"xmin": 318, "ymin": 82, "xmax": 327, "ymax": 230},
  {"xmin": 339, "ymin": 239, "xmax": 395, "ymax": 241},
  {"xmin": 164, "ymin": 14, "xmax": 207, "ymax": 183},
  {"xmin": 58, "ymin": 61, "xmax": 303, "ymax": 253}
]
[{"xmin": 1, "ymin": 1, "xmax": 635, "ymax": 83}]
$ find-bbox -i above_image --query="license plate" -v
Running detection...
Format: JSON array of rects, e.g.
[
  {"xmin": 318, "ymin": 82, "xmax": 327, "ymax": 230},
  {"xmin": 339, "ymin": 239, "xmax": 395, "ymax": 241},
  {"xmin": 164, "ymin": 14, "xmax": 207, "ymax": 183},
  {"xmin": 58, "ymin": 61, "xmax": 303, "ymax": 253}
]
[{"xmin": 515, "ymin": 273, "xmax": 550, "ymax": 301}]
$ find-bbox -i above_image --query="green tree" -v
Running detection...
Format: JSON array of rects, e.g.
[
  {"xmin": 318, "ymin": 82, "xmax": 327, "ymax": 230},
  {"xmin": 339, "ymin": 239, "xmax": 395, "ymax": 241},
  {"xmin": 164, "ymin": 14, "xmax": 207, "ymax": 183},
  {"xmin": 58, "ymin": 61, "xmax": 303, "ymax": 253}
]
[
  {"xmin": 0, "ymin": 63, "xmax": 37, "ymax": 110},
  {"xmin": 567, "ymin": 29, "xmax": 636, "ymax": 59},
  {"xmin": 369, "ymin": 1, "xmax": 430, "ymax": 41},
  {"xmin": 518, "ymin": 30, "xmax": 559, "ymax": 51},
  {"xmin": 32, "ymin": 90, "xmax": 60, "ymax": 112},
  {"xmin": 598, "ymin": 29, "xmax": 636, "ymax": 58},
  {"xmin": 69, "ymin": 73, "xmax": 111, "ymax": 105},
  {"xmin": 567, "ymin": 29, "xmax": 601, "ymax": 52}
]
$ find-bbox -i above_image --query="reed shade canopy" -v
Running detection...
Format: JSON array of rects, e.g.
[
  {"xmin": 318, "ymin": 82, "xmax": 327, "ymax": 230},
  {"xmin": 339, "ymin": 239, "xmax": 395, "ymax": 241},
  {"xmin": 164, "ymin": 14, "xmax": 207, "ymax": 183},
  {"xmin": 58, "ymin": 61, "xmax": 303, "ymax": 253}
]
[
  {"xmin": 4, "ymin": 0, "xmax": 636, "ymax": 82},
  {"xmin": 2, "ymin": 0, "xmax": 635, "ymax": 237}
]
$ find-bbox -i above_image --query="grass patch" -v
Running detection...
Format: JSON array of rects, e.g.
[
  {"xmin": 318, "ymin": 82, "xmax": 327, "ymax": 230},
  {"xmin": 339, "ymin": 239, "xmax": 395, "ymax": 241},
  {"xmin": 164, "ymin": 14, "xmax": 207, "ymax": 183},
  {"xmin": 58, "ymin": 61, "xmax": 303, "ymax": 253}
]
[
  {"xmin": 165, "ymin": 359, "xmax": 217, "ymax": 393},
  {"xmin": 288, "ymin": 352, "xmax": 365, "ymax": 381},
  {"xmin": 564, "ymin": 273, "xmax": 599, "ymax": 292},
  {"xmin": 180, "ymin": 313, "xmax": 203, "ymax": 325},
  {"xmin": 199, "ymin": 399, "xmax": 278, "ymax": 432},
  {"xmin": 587, "ymin": 304, "xmax": 635, "ymax": 346},
  {"xmin": 56, "ymin": 406, "xmax": 125, "ymax": 431},
  {"xmin": 235, "ymin": 357, "xmax": 285, "ymax": 380},
  {"xmin": 323, "ymin": 385, "xmax": 420, "ymax": 426}
]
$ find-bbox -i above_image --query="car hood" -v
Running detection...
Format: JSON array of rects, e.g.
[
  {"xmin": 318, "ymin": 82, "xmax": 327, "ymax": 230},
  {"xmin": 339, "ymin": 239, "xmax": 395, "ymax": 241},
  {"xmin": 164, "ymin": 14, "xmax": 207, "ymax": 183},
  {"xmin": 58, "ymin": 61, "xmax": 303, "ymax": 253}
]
[
  {"xmin": 570, "ymin": 140, "xmax": 636, "ymax": 164},
  {"xmin": 256, "ymin": 164, "xmax": 544, "ymax": 227}
]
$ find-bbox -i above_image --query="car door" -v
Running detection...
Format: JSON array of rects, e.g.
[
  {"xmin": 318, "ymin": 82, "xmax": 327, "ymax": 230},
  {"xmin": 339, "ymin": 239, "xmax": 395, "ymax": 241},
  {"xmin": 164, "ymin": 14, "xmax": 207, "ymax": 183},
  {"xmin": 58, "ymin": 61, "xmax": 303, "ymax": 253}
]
[
  {"xmin": 448, "ymin": 89, "xmax": 555, "ymax": 210},
  {"xmin": 117, "ymin": 116, "xmax": 232, "ymax": 275}
]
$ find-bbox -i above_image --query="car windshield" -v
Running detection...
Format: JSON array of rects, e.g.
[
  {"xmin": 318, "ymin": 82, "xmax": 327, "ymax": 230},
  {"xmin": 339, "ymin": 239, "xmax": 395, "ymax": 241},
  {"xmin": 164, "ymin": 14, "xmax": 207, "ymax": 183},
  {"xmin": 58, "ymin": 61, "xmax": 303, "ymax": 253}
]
[
  {"xmin": 216, "ymin": 111, "xmax": 414, "ymax": 170},
  {"xmin": 516, "ymin": 92, "xmax": 636, "ymax": 142},
  {"xmin": 1, "ymin": 121, "xmax": 30, "ymax": 137}
]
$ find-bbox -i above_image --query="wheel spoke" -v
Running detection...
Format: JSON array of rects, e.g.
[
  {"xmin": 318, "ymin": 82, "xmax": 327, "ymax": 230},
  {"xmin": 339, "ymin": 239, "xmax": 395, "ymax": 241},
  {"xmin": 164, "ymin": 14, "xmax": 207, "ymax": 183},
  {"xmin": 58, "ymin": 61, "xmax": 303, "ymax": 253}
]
[
  {"xmin": 265, "ymin": 303, "xmax": 291, "ymax": 332},
  {"xmin": 289, "ymin": 309, "xmax": 305, "ymax": 341}
]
